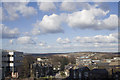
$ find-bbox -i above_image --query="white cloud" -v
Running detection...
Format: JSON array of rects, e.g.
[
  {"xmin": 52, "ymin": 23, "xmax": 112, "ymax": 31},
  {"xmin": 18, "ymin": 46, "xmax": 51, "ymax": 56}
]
[
  {"xmin": 38, "ymin": 2, "xmax": 56, "ymax": 11},
  {"xmin": 31, "ymin": 3, "xmax": 118, "ymax": 35},
  {"xmin": 91, "ymin": 0, "xmax": 119, "ymax": 2},
  {"xmin": 17, "ymin": 36, "xmax": 36, "ymax": 44},
  {"xmin": 66, "ymin": 7, "xmax": 118, "ymax": 30},
  {"xmin": 0, "ymin": 24, "xmax": 19, "ymax": 39},
  {"xmin": 0, "ymin": 6, "xmax": 6, "ymax": 21},
  {"xmin": 60, "ymin": 2, "xmax": 91, "ymax": 11},
  {"xmin": 9, "ymin": 39, "xmax": 14, "ymax": 44},
  {"xmin": 56, "ymin": 37, "xmax": 71, "ymax": 44},
  {"xmin": 3, "ymin": 2, "xmax": 37, "ymax": 20},
  {"xmin": 103, "ymin": 15, "xmax": 118, "ymax": 30},
  {"xmin": 60, "ymin": 2, "xmax": 118, "ymax": 30},
  {"xmin": 60, "ymin": 2, "xmax": 77, "ymax": 11},
  {"xmin": 112, "ymin": 33, "xmax": 118, "ymax": 39},
  {"xmin": 32, "ymin": 14, "xmax": 64, "ymax": 35},
  {"xmin": 60, "ymin": 2, "xmax": 111, "ymax": 12},
  {"xmin": 0, "ymin": 7, "xmax": 2, "ymax": 21},
  {"xmin": 54, "ymin": 33, "xmax": 118, "ymax": 52},
  {"xmin": 74, "ymin": 33, "xmax": 118, "ymax": 43},
  {"xmin": 38, "ymin": 42, "xmax": 46, "ymax": 46}
]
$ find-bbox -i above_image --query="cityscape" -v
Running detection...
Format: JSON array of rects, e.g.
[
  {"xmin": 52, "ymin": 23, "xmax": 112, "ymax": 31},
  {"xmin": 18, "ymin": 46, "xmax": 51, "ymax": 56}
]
[
  {"xmin": 0, "ymin": 1, "xmax": 120, "ymax": 80},
  {"xmin": 1, "ymin": 50, "xmax": 120, "ymax": 80}
]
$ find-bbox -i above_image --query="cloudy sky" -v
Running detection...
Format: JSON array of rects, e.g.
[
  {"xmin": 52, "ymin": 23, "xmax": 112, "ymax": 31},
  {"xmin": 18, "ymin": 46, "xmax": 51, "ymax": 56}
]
[{"xmin": 0, "ymin": 2, "xmax": 118, "ymax": 53}]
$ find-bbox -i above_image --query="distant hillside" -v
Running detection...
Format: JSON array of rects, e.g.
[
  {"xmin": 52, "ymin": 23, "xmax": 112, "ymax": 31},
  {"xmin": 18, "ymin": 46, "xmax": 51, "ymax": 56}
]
[
  {"xmin": 24, "ymin": 52, "xmax": 119, "ymax": 57},
  {"xmin": 24, "ymin": 53, "xmax": 69, "ymax": 57}
]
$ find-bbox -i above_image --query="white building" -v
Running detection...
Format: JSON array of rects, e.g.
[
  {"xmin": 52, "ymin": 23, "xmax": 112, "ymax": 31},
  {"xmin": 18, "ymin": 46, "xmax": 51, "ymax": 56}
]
[
  {"xmin": 76, "ymin": 56, "xmax": 92, "ymax": 66},
  {"xmin": 2, "ymin": 50, "xmax": 23, "ymax": 79},
  {"xmin": 113, "ymin": 57, "xmax": 120, "ymax": 60}
]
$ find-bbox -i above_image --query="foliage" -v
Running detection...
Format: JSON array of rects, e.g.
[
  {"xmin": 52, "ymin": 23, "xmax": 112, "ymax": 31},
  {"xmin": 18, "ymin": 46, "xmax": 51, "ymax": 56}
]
[
  {"xmin": 50, "ymin": 56, "xmax": 69, "ymax": 71},
  {"xmin": 60, "ymin": 71, "xmax": 66, "ymax": 77},
  {"xmin": 18, "ymin": 55, "xmax": 36, "ymax": 78}
]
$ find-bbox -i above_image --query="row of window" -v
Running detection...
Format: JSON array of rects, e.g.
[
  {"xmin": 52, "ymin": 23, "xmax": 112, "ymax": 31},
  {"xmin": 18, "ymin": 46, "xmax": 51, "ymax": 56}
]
[
  {"xmin": 2, "ymin": 61, "xmax": 14, "ymax": 63},
  {"xmin": 2, "ymin": 55, "xmax": 14, "ymax": 57}
]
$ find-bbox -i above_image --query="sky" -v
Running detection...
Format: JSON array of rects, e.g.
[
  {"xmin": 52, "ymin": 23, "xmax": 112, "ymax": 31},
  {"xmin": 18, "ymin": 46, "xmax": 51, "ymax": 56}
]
[{"xmin": 0, "ymin": 2, "xmax": 119, "ymax": 53}]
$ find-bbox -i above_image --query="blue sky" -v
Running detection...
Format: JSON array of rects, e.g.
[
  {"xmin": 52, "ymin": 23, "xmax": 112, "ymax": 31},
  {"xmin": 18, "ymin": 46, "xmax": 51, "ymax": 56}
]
[{"xmin": 0, "ymin": 2, "xmax": 118, "ymax": 53}]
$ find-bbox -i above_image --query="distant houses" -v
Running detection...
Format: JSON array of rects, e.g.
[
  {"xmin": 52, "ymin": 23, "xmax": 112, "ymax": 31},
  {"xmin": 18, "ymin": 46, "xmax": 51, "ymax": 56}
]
[{"xmin": 32, "ymin": 57, "xmax": 54, "ymax": 78}]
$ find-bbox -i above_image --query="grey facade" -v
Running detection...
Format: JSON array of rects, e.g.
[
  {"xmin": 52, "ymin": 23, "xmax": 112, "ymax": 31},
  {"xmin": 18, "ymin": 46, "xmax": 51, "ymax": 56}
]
[
  {"xmin": 2, "ymin": 50, "xmax": 23, "ymax": 79},
  {"xmin": 69, "ymin": 67, "xmax": 90, "ymax": 80}
]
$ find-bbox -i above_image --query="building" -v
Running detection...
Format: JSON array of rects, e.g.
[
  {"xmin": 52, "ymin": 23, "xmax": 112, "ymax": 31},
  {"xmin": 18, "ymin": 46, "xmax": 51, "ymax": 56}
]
[
  {"xmin": 69, "ymin": 67, "xmax": 90, "ymax": 80},
  {"xmin": 112, "ymin": 71, "xmax": 120, "ymax": 80},
  {"xmin": 89, "ymin": 69, "xmax": 109, "ymax": 80},
  {"xmin": 33, "ymin": 57, "xmax": 54, "ymax": 78},
  {"xmin": 76, "ymin": 56, "xmax": 92, "ymax": 66},
  {"xmin": 37, "ymin": 57, "xmax": 49, "ymax": 62},
  {"xmin": 91, "ymin": 59, "xmax": 101, "ymax": 63},
  {"xmin": 113, "ymin": 57, "xmax": 120, "ymax": 60},
  {"xmin": 64, "ymin": 64, "xmax": 74, "ymax": 77},
  {"xmin": 109, "ymin": 61, "xmax": 119, "ymax": 66},
  {"xmin": 2, "ymin": 50, "xmax": 23, "ymax": 79}
]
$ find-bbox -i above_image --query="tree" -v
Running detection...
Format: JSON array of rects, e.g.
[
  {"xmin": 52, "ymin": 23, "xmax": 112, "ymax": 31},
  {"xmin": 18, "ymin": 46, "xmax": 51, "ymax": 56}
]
[
  {"xmin": 68, "ymin": 56, "xmax": 76, "ymax": 64},
  {"xmin": 50, "ymin": 56, "xmax": 69, "ymax": 71},
  {"xmin": 60, "ymin": 57, "xmax": 69, "ymax": 71},
  {"xmin": 21, "ymin": 55, "xmax": 35, "ymax": 78}
]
